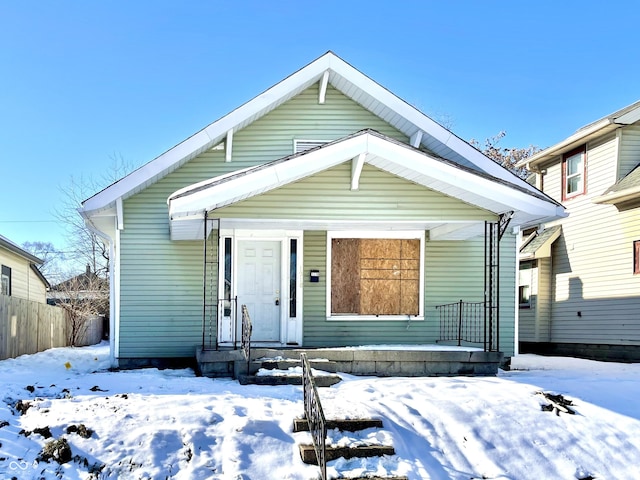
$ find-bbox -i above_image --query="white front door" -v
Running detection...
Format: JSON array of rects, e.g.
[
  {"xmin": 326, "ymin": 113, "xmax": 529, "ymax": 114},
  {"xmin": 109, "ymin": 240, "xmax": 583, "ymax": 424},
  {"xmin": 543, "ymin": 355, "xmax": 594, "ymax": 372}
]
[{"xmin": 237, "ymin": 240, "xmax": 282, "ymax": 342}]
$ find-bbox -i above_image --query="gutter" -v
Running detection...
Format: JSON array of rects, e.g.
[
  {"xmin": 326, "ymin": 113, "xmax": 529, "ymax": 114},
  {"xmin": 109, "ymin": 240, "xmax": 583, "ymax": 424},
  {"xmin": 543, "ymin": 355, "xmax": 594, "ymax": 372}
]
[
  {"xmin": 518, "ymin": 119, "xmax": 618, "ymax": 170},
  {"xmin": 82, "ymin": 215, "xmax": 118, "ymax": 368},
  {"xmin": 593, "ymin": 186, "xmax": 640, "ymax": 205}
]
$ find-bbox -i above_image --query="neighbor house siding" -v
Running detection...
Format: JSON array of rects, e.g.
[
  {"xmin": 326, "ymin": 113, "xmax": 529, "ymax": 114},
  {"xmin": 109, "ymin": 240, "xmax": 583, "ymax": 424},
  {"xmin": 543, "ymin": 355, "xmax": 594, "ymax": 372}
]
[
  {"xmin": 117, "ymin": 83, "xmax": 410, "ymax": 358},
  {"xmin": 546, "ymin": 132, "xmax": 640, "ymax": 345},
  {"xmin": 519, "ymin": 257, "xmax": 553, "ymax": 343},
  {"xmin": 618, "ymin": 124, "xmax": 640, "ymax": 179},
  {"xmin": 215, "ymin": 163, "xmax": 496, "ymax": 222},
  {"xmin": 302, "ymin": 230, "xmax": 517, "ymax": 356},
  {"xmin": 0, "ymin": 249, "xmax": 45, "ymax": 303}
]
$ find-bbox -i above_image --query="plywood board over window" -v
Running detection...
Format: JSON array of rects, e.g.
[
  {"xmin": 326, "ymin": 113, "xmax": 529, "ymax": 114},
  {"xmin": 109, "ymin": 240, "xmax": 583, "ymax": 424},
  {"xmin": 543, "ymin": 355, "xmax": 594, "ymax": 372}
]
[{"xmin": 331, "ymin": 238, "xmax": 420, "ymax": 316}]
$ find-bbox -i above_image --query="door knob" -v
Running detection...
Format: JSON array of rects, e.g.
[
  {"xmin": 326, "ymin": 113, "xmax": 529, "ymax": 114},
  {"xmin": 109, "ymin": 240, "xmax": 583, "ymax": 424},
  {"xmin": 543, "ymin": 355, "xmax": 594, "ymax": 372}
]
[{"xmin": 275, "ymin": 298, "xmax": 280, "ymax": 306}]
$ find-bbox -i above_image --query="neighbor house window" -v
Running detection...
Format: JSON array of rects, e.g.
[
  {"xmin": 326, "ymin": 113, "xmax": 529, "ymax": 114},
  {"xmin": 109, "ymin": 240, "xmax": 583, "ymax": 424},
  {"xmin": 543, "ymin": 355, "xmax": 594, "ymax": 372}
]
[
  {"xmin": 634, "ymin": 240, "xmax": 640, "ymax": 275},
  {"xmin": 327, "ymin": 232, "xmax": 424, "ymax": 319},
  {"xmin": 1, "ymin": 265, "xmax": 11, "ymax": 296},
  {"xmin": 563, "ymin": 146, "xmax": 586, "ymax": 200},
  {"xmin": 518, "ymin": 261, "xmax": 534, "ymax": 308}
]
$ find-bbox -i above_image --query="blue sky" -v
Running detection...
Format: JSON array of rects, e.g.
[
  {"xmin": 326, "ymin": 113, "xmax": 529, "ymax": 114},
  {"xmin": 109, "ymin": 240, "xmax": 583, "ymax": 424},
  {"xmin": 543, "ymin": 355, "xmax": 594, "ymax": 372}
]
[{"xmin": 1, "ymin": 1, "xmax": 638, "ymax": 264}]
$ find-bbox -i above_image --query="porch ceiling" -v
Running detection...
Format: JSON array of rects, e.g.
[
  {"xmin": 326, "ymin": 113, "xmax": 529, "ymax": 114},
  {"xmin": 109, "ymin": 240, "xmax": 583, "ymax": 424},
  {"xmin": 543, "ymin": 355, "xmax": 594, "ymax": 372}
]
[{"xmin": 168, "ymin": 131, "xmax": 565, "ymax": 241}]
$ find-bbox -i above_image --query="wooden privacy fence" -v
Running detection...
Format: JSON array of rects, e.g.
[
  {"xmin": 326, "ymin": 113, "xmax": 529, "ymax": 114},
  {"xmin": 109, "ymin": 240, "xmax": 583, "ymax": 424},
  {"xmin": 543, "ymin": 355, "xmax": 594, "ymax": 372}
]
[{"xmin": 0, "ymin": 294, "xmax": 69, "ymax": 360}]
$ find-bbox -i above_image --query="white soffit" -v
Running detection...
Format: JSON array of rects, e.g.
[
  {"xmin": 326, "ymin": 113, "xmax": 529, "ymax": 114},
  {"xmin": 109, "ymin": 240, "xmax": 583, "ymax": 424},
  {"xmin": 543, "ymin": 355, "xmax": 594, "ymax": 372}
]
[
  {"xmin": 82, "ymin": 51, "xmax": 541, "ymax": 218},
  {"xmin": 168, "ymin": 132, "xmax": 563, "ymax": 240}
]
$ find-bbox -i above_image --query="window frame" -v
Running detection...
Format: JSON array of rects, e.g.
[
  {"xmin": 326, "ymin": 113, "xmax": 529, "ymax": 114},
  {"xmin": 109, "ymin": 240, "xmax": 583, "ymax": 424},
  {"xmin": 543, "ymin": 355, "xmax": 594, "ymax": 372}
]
[
  {"xmin": 1, "ymin": 265, "xmax": 11, "ymax": 296},
  {"xmin": 634, "ymin": 240, "xmax": 640, "ymax": 275},
  {"xmin": 562, "ymin": 145, "xmax": 586, "ymax": 201},
  {"xmin": 325, "ymin": 231, "xmax": 425, "ymax": 321},
  {"xmin": 518, "ymin": 260, "xmax": 535, "ymax": 309}
]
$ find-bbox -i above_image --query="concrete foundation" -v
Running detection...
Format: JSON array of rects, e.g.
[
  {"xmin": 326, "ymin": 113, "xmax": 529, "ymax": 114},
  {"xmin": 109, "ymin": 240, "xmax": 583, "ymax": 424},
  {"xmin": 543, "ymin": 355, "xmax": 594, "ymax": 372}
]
[{"xmin": 196, "ymin": 346, "xmax": 504, "ymax": 378}]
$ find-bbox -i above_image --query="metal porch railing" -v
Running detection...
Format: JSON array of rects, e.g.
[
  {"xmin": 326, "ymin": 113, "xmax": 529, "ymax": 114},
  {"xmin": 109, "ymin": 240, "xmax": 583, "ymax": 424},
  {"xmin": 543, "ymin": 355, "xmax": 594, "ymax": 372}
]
[
  {"xmin": 301, "ymin": 352, "xmax": 327, "ymax": 480},
  {"xmin": 241, "ymin": 304, "xmax": 252, "ymax": 370},
  {"xmin": 436, "ymin": 300, "xmax": 499, "ymax": 351}
]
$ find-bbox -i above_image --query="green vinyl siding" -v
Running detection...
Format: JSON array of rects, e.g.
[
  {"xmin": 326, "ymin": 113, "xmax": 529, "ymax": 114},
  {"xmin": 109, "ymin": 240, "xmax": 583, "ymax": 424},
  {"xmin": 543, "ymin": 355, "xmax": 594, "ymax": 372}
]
[
  {"xmin": 216, "ymin": 163, "xmax": 496, "ymax": 222},
  {"xmin": 117, "ymin": 83, "xmax": 408, "ymax": 358},
  {"xmin": 302, "ymin": 231, "xmax": 517, "ymax": 356}
]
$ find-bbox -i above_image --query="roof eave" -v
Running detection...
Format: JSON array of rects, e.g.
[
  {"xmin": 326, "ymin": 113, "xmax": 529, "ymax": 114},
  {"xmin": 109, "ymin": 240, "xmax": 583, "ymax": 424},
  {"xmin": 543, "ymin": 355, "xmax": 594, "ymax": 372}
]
[
  {"xmin": 593, "ymin": 186, "xmax": 640, "ymax": 205},
  {"xmin": 519, "ymin": 119, "xmax": 617, "ymax": 170},
  {"xmin": 0, "ymin": 236, "xmax": 43, "ymax": 264}
]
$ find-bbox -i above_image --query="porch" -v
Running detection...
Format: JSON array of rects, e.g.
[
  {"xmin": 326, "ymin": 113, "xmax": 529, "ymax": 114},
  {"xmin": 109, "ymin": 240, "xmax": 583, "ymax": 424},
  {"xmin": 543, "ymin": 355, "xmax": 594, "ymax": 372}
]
[{"xmin": 196, "ymin": 345, "xmax": 504, "ymax": 379}]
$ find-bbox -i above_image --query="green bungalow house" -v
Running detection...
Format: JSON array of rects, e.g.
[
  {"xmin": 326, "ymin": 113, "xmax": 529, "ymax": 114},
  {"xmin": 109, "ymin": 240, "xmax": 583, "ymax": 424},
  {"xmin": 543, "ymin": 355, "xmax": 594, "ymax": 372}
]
[{"xmin": 80, "ymin": 52, "xmax": 564, "ymax": 370}]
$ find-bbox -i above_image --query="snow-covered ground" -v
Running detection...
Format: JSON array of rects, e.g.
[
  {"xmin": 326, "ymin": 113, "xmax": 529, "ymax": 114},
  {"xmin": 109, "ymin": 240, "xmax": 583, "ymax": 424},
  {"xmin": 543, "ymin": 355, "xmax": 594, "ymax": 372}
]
[{"xmin": 1, "ymin": 343, "xmax": 639, "ymax": 479}]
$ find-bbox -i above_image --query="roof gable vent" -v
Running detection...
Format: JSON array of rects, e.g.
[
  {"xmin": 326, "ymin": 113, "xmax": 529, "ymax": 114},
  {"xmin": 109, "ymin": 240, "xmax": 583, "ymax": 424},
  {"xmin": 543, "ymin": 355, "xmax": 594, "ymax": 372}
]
[{"xmin": 294, "ymin": 139, "xmax": 327, "ymax": 153}]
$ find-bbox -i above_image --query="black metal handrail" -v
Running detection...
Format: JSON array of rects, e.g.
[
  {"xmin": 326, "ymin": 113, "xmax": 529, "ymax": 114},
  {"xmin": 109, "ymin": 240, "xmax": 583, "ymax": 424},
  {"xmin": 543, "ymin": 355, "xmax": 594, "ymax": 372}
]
[
  {"xmin": 241, "ymin": 304, "xmax": 252, "ymax": 370},
  {"xmin": 301, "ymin": 353, "xmax": 327, "ymax": 480},
  {"xmin": 436, "ymin": 300, "xmax": 498, "ymax": 351}
]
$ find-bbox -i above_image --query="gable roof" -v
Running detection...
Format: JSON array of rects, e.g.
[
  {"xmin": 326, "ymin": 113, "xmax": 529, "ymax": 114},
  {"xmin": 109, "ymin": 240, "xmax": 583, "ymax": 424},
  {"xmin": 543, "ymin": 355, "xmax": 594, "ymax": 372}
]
[
  {"xmin": 519, "ymin": 225, "xmax": 562, "ymax": 260},
  {"xmin": 520, "ymin": 100, "xmax": 640, "ymax": 170},
  {"xmin": 168, "ymin": 130, "xmax": 565, "ymax": 241},
  {"xmin": 594, "ymin": 163, "xmax": 640, "ymax": 206},
  {"xmin": 0, "ymin": 233, "xmax": 43, "ymax": 265},
  {"xmin": 81, "ymin": 51, "xmax": 542, "ymax": 218}
]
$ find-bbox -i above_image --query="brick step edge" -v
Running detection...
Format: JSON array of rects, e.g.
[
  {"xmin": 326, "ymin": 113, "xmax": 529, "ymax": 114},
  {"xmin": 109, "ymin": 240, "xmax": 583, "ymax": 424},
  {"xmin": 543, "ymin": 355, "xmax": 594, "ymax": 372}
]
[
  {"xmin": 299, "ymin": 444, "xmax": 395, "ymax": 464},
  {"xmin": 293, "ymin": 418, "xmax": 383, "ymax": 433},
  {"xmin": 237, "ymin": 374, "xmax": 342, "ymax": 387}
]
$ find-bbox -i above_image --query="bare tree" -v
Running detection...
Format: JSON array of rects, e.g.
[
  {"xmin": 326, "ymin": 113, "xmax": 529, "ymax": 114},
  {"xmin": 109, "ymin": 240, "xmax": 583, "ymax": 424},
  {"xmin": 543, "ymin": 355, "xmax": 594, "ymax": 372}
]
[
  {"xmin": 50, "ymin": 265, "xmax": 109, "ymax": 346},
  {"xmin": 21, "ymin": 241, "xmax": 65, "ymax": 281},
  {"xmin": 54, "ymin": 154, "xmax": 134, "ymax": 278},
  {"xmin": 470, "ymin": 131, "xmax": 540, "ymax": 179}
]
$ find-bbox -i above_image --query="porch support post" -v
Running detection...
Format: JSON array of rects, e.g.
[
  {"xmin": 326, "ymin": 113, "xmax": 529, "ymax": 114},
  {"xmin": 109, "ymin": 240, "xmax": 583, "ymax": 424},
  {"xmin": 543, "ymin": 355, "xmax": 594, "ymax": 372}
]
[{"xmin": 202, "ymin": 211, "xmax": 208, "ymax": 350}]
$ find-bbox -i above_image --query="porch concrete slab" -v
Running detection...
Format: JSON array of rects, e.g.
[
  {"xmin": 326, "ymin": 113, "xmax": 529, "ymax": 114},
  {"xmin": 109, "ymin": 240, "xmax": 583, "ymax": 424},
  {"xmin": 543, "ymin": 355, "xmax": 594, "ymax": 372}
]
[
  {"xmin": 469, "ymin": 351, "xmax": 504, "ymax": 363},
  {"xmin": 398, "ymin": 361, "xmax": 428, "ymax": 376},
  {"xmin": 196, "ymin": 347, "xmax": 245, "ymax": 363},
  {"xmin": 374, "ymin": 361, "xmax": 403, "ymax": 376},
  {"xmin": 310, "ymin": 349, "xmax": 356, "ymax": 362},
  {"xmin": 351, "ymin": 361, "xmax": 377, "ymax": 375}
]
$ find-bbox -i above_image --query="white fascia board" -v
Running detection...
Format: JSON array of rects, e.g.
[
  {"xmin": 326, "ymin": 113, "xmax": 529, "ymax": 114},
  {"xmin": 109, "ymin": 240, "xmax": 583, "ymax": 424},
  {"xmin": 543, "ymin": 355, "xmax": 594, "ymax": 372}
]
[
  {"xmin": 169, "ymin": 134, "xmax": 368, "ymax": 218},
  {"xmin": 84, "ymin": 56, "xmax": 334, "ymax": 216},
  {"xmin": 593, "ymin": 186, "xmax": 640, "ymax": 205},
  {"xmin": 519, "ymin": 119, "xmax": 615, "ymax": 169},
  {"xmin": 82, "ymin": 128, "xmax": 215, "ymax": 214},
  {"xmin": 326, "ymin": 56, "xmax": 541, "ymax": 196},
  {"xmin": 366, "ymin": 135, "xmax": 560, "ymax": 218}
]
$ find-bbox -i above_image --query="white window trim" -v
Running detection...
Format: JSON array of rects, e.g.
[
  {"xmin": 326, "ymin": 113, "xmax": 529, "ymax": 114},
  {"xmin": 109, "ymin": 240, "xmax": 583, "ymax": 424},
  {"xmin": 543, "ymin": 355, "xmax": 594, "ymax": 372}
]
[
  {"xmin": 564, "ymin": 148, "xmax": 585, "ymax": 198},
  {"xmin": 217, "ymin": 228, "xmax": 304, "ymax": 345},
  {"xmin": 325, "ymin": 230, "xmax": 425, "ymax": 321}
]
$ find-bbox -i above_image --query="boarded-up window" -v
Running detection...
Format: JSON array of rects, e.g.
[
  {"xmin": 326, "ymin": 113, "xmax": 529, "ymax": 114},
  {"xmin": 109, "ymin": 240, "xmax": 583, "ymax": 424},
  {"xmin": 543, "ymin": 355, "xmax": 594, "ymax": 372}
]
[{"xmin": 331, "ymin": 238, "xmax": 420, "ymax": 316}]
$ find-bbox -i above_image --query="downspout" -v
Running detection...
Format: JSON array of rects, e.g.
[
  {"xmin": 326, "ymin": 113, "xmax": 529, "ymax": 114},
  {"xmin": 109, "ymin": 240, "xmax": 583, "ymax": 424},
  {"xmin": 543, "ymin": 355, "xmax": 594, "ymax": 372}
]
[
  {"xmin": 513, "ymin": 226, "xmax": 521, "ymax": 356},
  {"xmin": 83, "ymin": 217, "xmax": 117, "ymax": 368}
]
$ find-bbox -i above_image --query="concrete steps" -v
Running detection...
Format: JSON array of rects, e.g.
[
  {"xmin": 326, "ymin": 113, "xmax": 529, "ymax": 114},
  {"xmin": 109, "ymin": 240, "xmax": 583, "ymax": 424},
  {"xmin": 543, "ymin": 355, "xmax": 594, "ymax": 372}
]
[
  {"xmin": 296, "ymin": 417, "xmax": 407, "ymax": 479},
  {"xmin": 237, "ymin": 373, "xmax": 342, "ymax": 387}
]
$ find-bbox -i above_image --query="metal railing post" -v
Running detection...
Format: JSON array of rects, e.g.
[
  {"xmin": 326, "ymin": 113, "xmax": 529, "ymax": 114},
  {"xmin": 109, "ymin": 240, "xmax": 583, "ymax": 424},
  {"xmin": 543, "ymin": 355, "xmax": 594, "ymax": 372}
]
[
  {"xmin": 457, "ymin": 299, "xmax": 463, "ymax": 346},
  {"xmin": 301, "ymin": 353, "xmax": 327, "ymax": 480}
]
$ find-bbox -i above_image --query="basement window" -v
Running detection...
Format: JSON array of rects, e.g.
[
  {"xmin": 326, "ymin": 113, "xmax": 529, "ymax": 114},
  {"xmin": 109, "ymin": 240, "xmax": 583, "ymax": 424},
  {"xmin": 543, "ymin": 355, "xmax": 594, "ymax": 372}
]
[{"xmin": 326, "ymin": 231, "xmax": 424, "ymax": 320}]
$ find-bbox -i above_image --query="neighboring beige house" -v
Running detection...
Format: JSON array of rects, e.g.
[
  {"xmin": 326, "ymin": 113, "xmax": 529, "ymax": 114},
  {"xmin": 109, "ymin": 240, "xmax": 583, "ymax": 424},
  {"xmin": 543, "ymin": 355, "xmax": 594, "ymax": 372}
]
[
  {"xmin": 517, "ymin": 100, "xmax": 640, "ymax": 361},
  {"xmin": 0, "ymin": 233, "xmax": 49, "ymax": 303}
]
